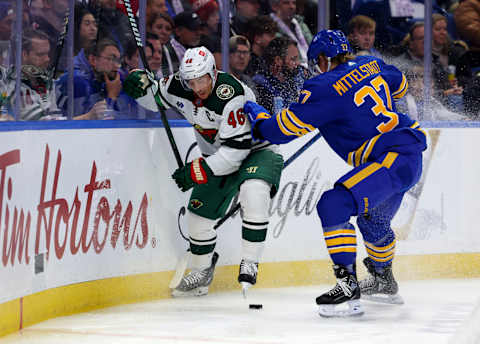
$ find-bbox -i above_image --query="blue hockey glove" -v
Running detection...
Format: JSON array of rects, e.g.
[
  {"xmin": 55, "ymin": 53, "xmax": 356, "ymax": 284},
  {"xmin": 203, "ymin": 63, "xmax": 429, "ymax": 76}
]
[
  {"xmin": 243, "ymin": 101, "xmax": 272, "ymax": 141},
  {"xmin": 172, "ymin": 158, "xmax": 214, "ymax": 192}
]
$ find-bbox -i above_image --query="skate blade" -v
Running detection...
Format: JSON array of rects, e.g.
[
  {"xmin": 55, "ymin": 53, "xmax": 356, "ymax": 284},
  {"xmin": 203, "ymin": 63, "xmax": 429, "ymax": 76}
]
[
  {"xmin": 362, "ymin": 293, "xmax": 404, "ymax": 305},
  {"xmin": 171, "ymin": 286, "xmax": 208, "ymax": 298},
  {"xmin": 241, "ymin": 282, "xmax": 252, "ymax": 299},
  {"xmin": 318, "ymin": 300, "xmax": 364, "ymax": 318}
]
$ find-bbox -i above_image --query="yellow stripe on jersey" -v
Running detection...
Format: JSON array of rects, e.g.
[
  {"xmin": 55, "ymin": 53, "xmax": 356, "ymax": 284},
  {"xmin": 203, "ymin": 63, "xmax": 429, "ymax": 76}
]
[
  {"xmin": 392, "ymin": 74, "xmax": 408, "ymax": 99},
  {"xmin": 276, "ymin": 109, "xmax": 315, "ymax": 137},
  {"xmin": 343, "ymin": 152, "xmax": 398, "ymax": 188}
]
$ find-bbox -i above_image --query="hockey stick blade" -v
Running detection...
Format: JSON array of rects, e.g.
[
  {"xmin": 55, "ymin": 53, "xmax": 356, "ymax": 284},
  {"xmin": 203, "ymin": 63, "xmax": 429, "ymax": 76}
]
[{"xmin": 169, "ymin": 249, "xmax": 191, "ymax": 289}]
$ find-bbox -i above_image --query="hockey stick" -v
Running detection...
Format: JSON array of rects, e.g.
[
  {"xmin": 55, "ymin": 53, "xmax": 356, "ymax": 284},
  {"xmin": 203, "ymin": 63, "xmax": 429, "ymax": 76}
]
[
  {"xmin": 214, "ymin": 131, "xmax": 323, "ymax": 230},
  {"xmin": 123, "ymin": 0, "xmax": 183, "ymax": 168},
  {"xmin": 47, "ymin": 9, "xmax": 69, "ymax": 91},
  {"xmin": 169, "ymin": 131, "xmax": 323, "ymax": 289}
]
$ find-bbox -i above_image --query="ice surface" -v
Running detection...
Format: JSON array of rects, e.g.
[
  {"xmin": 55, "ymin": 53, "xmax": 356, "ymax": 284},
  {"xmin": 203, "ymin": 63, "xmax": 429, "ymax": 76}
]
[{"xmin": 2, "ymin": 279, "xmax": 480, "ymax": 344}]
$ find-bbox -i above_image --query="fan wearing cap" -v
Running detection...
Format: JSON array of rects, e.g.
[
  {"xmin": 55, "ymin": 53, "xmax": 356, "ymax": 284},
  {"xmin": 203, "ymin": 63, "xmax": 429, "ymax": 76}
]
[
  {"xmin": 123, "ymin": 46, "xmax": 283, "ymax": 298},
  {"xmin": 170, "ymin": 11, "xmax": 202, "ymax": 63}
]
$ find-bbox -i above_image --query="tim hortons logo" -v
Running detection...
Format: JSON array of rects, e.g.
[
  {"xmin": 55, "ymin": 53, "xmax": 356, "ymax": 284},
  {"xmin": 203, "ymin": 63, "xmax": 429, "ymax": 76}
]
[{"xmin": 0, "ymin": 145, "xmax": 150, "ymax": 267}]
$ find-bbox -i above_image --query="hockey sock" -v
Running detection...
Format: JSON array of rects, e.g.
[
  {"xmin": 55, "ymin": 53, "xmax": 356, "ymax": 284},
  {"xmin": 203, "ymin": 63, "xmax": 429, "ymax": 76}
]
[
  {"xmin": 363, "ymin": 232, "xmax": 396, "ymax": 271},
  {"xmin": 323, "ymin": 222, "xmax": 357, "ymax": 273}
]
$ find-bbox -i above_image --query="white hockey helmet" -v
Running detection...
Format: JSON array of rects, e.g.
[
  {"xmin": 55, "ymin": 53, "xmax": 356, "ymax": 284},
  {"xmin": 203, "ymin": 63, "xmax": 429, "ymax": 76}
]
[{"xmin": 179, "ymin": 46, "xmax": 217, "ymax": 89}]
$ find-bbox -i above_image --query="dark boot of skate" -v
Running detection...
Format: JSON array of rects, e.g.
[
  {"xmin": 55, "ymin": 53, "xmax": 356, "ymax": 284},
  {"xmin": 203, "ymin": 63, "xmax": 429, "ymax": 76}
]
[
  {"xmin": 238, "ymin": 259, "xmax": 258, "ymax": 297},
  {"xmin": 316, "ymin": 264, "xmax": 363, "ymax": 317},
  {"xmin": 359, "ymin": 257, "xmax": 404, "ymax": 304}
]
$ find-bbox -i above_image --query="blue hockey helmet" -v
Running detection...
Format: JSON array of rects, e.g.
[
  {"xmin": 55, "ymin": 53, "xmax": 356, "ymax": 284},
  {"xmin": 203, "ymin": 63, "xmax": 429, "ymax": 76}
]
[{"xmin": 307, "ymin": 30, "xmax": 352, "ymax": 61}]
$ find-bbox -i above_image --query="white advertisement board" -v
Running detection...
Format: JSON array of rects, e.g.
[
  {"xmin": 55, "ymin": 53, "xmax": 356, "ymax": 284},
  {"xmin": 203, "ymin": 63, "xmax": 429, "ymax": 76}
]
[{"xmin": 0, "ymin": 126, "xmax": 478, "ymax": 303}]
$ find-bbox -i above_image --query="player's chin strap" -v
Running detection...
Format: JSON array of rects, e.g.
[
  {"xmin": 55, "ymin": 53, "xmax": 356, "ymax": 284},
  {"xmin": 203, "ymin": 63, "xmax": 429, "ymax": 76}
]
[{"xmin": 308, "ymin": 57, "xmax": 332, "ymax": 76}]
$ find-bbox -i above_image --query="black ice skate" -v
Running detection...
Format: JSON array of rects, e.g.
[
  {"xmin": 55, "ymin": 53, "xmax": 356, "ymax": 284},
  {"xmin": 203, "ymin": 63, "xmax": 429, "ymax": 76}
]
[
  {"xmin": 316, "ymin": 265, "xmax": 364, "ymax": 317},
  {"xmin": 172, "ymin": 252, "xmax": 219, "ymax": 297},
  {"xmin": 238, "ymin": 259, "xmax": 258, "ymax": 297},
  {"xmin": 359, "ymin": 257, "xmax": 404, "ymax": 305}
]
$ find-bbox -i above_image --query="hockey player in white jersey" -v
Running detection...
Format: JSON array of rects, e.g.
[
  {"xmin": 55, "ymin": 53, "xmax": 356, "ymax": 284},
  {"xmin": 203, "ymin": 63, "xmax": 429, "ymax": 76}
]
[{"xmin": 123, "ymin": 47, "xmax": 283, "ymax": 297}]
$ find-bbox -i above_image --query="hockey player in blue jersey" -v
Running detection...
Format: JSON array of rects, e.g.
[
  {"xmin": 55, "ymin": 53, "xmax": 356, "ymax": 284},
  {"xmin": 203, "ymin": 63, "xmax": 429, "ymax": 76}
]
[{"xmin": 244, "ymin": 30, "xmax": 428, "ymax": 317}]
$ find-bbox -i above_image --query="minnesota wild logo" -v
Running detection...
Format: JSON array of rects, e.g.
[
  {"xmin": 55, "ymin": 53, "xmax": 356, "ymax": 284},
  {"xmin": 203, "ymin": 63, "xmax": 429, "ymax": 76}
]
[
  {"xmin": 216, "ymin": 84, "xmax": 234, "ymax": 100},
  {"xmin": 193, "ymin": 124, "xmax": 218, "ymax": 144},
  {"xmin": 190, "ymin": 199, "xmax": 204, "ymax": 209}
]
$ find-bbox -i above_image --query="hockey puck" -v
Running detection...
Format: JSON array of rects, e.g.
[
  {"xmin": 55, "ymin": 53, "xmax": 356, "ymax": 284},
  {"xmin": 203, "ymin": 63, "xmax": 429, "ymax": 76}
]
[{"xmin": 249, "ymin": 304, "xmax": 263, "ymax": 309}]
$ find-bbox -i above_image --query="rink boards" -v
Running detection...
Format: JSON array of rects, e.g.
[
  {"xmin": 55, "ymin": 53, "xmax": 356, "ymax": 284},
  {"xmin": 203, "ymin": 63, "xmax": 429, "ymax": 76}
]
[{"xmin": 0, "ymin": 121, "xmax": 479, "ymax": 336}]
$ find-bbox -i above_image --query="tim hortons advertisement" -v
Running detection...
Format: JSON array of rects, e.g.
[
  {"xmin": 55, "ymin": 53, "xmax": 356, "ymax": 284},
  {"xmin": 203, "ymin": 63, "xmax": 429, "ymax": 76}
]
[{"xmin": 0, "ymin": 126, "xmax": 478, "ymax": 303}]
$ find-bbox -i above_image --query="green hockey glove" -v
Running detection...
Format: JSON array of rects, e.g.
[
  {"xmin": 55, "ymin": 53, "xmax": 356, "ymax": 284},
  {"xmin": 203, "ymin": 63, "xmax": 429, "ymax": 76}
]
[
  {"xmin": 124, "ymin": 69, "xmax": 163, "ymax": 107},
  {"xmin": 172, "ymin": 158, "xmax": 214, "ymax": 192}
]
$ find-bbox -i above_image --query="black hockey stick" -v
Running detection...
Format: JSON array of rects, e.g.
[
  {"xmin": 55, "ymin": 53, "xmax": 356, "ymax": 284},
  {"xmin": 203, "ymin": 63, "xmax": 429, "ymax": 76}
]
[
  {"xmin": 123, "ymin": 0, "xmax": 183, "ymax": 168},
  {"xmin": 47, "ymin": 9, "xmax": 69, "ymax": 91},
  {"xmin": 214, "ymin": 131, "xmax": 323, "ymax": 229}
]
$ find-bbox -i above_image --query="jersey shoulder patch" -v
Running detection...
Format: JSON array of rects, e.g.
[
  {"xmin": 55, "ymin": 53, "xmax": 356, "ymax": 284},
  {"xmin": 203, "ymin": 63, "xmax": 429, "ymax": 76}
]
[{"xmin": 204, "ymin": 72, "xmax": 245, "ymax": 114}]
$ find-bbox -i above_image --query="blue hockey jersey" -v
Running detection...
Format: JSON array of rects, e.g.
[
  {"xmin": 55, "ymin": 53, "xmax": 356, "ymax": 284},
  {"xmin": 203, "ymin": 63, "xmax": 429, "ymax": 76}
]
[{"xmin": 256, "ymin": 55, "xmax": 427, "ymax": 166}]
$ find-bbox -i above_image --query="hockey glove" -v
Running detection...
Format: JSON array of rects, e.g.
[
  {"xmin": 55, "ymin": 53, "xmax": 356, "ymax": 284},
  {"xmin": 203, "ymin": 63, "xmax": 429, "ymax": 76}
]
[
  {"xmin": 243, "ymin": 101, "xmax": 272, "ymax": 141},
  {"xmin": 172, "ymin": 158, "xmax": 214, "ymax": 192},
  {"xmin": 124, "ymin": 69, "xmax": 163, "ymax": 107}
]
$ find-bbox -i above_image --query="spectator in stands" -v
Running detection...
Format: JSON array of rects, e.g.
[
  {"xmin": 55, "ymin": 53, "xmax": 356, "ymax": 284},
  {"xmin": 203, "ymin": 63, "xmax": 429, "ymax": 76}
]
[
  {"xmin": 87, "ymin": 0, "xmax": 134, "ymax": 55},
  {"xmin": 4, "ymin": 29, "xmax": 63, "ymax": 121},
  {"xmin": 29, "ymin": 0, "xmax": 43, "ymax": 19},
  {"xmin": 347, "ymin": 15, "xmax": 383, "ymax": 58},
  {"xmin": 252, "ymin": 36, "xmax": 308, "ymax": 115},
  {"xmin": 74, "ymin": 4, "xmax": 98, "ymax": 56},
  {"xmin": 147, "ymin": 0, "xmax": 169, "ymax": 18},
  {"xmin": 147, "ymin": 13, "xmax": 177, "ymax": 75},
  {"xmin": 146, "ymin": 33, "xmax": 164, "ymax": 78},
  {"xmin": 120, "ymin": 40, "xmax": 139, "ymax": 81},
  {"xmin": 231, "ymin": 0, "xmax": 261, "ymax": 36},
  {"xmin": 432, "ymin": 13, "xmax": 468, "ymax": 69},
  {"xmin": 454, "ymin": 0, "xmax": 480, "ymax": 117},
  {"xmin": 147, "ymin": 0, "xmax": 181, "ymax": 22},
  {"xmin": 32, "ymin": 0, "xmax": 68, "ymax": 71},
  {"xmin": 245, "ymin": 15, "xmax": 278, "ymax": 76},
  {"xmin": 56, "ymin": 38, "xmax": 135, "ymax": 119},
  {"xmin": 229, "ymin": 35, "xmax": 257, "ymax": 95},
  {"xmin": 269, "ymin": 0, "xmax": 312, "ymax": 67},
  {"xmin": 396, "ymin": 21, "xmax": 464, "ymax": 112},
  {"xmin": 171, "ymin": 11, "xmax": 202, "ymax": 62},
  {"xmin": 454, "ymin": 0, "xmax": 480, "ymax": 50}
]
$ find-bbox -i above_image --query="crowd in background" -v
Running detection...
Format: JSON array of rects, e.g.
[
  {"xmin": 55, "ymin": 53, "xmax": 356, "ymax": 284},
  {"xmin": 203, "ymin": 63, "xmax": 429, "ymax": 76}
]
[{"xmin": 0, "ymin": 0, "xmax": 479, "ymax": 121}]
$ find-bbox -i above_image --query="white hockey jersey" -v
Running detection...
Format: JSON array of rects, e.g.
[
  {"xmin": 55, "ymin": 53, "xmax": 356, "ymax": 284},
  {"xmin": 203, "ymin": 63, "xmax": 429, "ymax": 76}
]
[{"xmin": 138, "ymin": 71, "xmax": 279, "ymax": 176}]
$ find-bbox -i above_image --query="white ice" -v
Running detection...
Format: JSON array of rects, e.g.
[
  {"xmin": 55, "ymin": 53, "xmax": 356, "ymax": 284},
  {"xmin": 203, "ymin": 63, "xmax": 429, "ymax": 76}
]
[{"xmin": 2, "ymin": 279, "xmax": 480, "ymax": 344}]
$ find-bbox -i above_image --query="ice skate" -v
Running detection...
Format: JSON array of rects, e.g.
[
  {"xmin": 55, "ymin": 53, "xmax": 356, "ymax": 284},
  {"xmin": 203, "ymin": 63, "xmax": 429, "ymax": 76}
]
[
  {"xmin": 238, "ymin": 259, "xmax": 258, "ymax": 298},
  {"xmin": 172, "ymin": 252, "xmax": 219, "ymax": 297},
  {"xmin": 359, "ymin": 257, "xmax": 404, "ymax": 305},
  {"xmin": 316, "ymin": 265, "xmax": 364, "ymax": 318}
]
